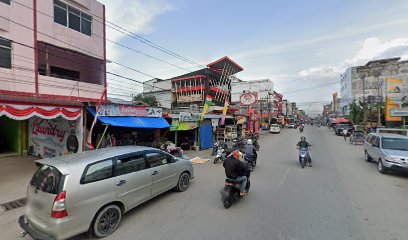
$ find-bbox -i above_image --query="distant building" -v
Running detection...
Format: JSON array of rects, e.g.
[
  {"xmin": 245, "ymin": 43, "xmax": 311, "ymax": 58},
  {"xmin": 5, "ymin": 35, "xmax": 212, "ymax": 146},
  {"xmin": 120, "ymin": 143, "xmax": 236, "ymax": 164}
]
[
  {"xmin": 142, "ymin": 78, "xmax": 172, "ymax": 109},
  {"xmin": 340, "ymin": 58, "xmax": 408, "ymax": 115}
]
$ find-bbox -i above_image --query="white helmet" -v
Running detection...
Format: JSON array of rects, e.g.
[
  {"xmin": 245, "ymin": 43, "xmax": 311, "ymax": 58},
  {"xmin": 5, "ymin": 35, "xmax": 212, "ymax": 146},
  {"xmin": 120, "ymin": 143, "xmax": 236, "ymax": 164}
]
[{"xmin": 247, "ymin": 139, "xmax": 253, "ymax": 145}]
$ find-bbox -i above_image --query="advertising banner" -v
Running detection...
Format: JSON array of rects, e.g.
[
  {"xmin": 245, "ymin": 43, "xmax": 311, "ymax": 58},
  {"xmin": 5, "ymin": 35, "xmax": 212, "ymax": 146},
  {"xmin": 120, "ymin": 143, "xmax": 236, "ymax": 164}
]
[
  {"xmin": 240, "ymin": 93, "xmax": 258, "ymax": 105},
  {"xmin": 385, "ymin": 78, "xmax": 403, "ymax": 122},
  {"xmin": 29, "ymin": 116, "xmax": 83, "ymax": 158},
  {"xmin": 179, "ymin": 112, "xmax": 201, "ymax": 122},
  {"xmin": 98, "ymin": 104, "xmax": 162, "ymax": 117}
]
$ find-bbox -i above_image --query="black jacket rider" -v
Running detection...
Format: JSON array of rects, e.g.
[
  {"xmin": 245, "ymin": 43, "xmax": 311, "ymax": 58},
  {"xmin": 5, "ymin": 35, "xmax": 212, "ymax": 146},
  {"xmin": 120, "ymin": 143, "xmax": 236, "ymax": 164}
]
[{"xmin": 223, "ymin": 156, "xmax": 247, "ymax": 179}]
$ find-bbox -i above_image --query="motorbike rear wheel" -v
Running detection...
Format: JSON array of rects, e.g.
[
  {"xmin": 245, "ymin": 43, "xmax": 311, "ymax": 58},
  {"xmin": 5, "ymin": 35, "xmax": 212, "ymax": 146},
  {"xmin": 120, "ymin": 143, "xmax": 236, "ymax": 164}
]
[{"xmin": 214, "ymin": 158, "xmax": 219, "ymax": 164}]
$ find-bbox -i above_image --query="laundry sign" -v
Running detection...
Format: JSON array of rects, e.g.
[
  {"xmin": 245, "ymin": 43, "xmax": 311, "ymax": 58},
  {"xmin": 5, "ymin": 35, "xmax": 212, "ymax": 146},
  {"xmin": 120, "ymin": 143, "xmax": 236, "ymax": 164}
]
[{"xmin": 29, "ymin": 117, "xmax": 82, "ymax": 158}]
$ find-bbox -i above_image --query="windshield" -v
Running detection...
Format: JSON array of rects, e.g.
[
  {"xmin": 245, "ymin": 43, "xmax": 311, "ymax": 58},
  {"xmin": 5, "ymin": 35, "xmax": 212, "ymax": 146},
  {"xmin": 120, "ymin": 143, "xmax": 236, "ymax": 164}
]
[
  {"xmin": 382, "ymin": 138, "xmax": 408, "ymax": 151},
  {"xmin": 30, "ymin": 164, "xmax": 64, "ymax": 194},
  {"xmin": 271, "ymin": 124, "xmax": 279, "ymax": 127}
]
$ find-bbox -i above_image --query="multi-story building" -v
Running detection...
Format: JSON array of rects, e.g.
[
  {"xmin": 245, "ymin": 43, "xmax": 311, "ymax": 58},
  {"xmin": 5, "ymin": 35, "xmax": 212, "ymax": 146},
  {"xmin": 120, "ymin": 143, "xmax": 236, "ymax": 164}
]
[
  {"xmin": 142, "ymin": 78, "xmax": 172, "ymax": 109},
  {"xmin": 231, "ymin": 79, "xmax": 274, "ymax": 115},
  {"xmin": 340, "ymin": 58, "xmax": 408, "ymax": 115},
  {"xmin": 0, "ymin": 0, "xmax": 106, "ymax": 156}
]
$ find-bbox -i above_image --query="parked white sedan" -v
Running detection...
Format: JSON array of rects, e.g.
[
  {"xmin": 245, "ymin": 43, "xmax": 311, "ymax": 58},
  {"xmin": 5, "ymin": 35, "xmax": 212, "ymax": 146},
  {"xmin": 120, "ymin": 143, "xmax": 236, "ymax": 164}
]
[{"xmin": 270, "ymin": 124, "xmax": 281, "ymax": 134}]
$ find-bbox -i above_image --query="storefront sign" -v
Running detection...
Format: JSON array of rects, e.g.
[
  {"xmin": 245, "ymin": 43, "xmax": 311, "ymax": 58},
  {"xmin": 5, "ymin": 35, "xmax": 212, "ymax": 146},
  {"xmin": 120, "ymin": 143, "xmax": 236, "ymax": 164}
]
[
  {"xmin": 386, "ymin": 78, "xmax": 403, "ymax": 121},
  {"xmin": 98, "ymin": 104, "xmax": 162, "ymax": 117},
  {"xmin": 240, "ymin": 93, "xmax": 258, "ymax": 105},
  {"xmin": 391, "ymin": 107, "xmax": 408, "ymax": 117},
  {"xmin": 178, "ymin": 94, "xmax": 203, "ymax": 103},
  {"xmin": 179, "ymin": 112, "xmax": 201, "ymax": 122},
  {"xmin": 171, "ymin": 119, "xmax": 198, "ymax": 131},
  {"xmin": 29, "ymin": 116, "xmax": 82, "ymax": 158}
]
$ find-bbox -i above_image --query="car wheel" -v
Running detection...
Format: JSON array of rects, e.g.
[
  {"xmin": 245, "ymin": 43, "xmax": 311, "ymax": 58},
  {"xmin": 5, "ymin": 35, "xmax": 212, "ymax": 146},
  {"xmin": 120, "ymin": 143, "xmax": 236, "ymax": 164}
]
[
  {"xmin": 176, "ymin": 172, "xmax": 190, "ymax": 192},
  {"xmin": 378, "ymin": 159, "xmax": 387, "ymax": 174},
  {"xmin": 365, "ymin": 151, "xmax": 372, "ymax": 162},
  {"xmin": 93, "ymin": 205, "xmax": 122, "ymax": 238}
]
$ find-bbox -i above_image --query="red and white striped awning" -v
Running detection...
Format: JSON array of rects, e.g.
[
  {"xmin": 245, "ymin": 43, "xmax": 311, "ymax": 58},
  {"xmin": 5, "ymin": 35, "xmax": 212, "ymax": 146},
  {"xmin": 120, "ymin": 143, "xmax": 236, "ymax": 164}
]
[{"xmin": 0, "ymin": 102, "xmax": 81, "ymax": 120}]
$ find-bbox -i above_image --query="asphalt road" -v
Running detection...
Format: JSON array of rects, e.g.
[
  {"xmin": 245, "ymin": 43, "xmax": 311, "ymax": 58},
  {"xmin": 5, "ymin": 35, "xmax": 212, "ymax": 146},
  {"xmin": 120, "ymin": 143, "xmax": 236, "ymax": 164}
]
[{"xmin": 5, "ymin": 127, "xmax": 408, "ymax": 240}]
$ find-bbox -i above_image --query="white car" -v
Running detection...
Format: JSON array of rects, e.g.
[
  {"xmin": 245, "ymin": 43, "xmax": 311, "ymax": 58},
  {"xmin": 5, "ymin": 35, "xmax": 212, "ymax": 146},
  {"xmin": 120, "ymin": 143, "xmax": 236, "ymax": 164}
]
[{"xmin": 270, "ymin": 124, "xmax": 281, "ymax": 133}]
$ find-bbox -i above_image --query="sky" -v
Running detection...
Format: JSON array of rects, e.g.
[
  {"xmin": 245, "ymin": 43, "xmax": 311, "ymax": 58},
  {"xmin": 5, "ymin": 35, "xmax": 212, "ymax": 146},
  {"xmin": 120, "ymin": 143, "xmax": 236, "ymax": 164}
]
[{"xmin": 99, "ymin": 0, "xmax": 408, "ymax": 115}]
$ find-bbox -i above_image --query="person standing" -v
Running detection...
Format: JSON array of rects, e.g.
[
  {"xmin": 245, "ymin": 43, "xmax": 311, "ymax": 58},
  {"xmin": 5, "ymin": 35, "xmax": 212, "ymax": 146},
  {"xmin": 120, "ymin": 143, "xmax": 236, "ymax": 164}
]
[{"xmin": 343, "ymin": 128, "xmax": 348, "ymax": 142}]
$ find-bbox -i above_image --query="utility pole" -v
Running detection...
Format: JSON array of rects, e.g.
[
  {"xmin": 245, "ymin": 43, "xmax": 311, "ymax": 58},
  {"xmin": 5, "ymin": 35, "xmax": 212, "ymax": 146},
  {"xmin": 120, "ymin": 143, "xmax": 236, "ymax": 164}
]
[
  {"xmin": 372, "ymin": 70, "xmax": 382, "ymax": 127},
  {"xmin": 359, "ymin": 72, "xmax": 367, "ymax": 128}
]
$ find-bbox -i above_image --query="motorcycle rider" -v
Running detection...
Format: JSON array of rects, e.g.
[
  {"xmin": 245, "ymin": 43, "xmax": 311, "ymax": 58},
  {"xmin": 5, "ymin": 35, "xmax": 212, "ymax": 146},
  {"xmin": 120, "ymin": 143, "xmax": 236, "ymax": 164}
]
[
  {"xmin": 223, "ymin": 150, "xmax": 248, "ymax": 196},
  {"xmin": 296, "ymin": 136, "xmax": 311, "ymax": 166},
  {"xmin": 245, "ymin": 139, "xmax": 257, "ymax": 163}
]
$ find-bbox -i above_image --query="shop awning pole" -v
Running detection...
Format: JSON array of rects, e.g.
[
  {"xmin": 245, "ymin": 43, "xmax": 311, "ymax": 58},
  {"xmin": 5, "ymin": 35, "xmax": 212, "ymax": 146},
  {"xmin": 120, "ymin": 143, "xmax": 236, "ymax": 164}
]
[
  {"xmin": 96, "ymin": 124, "xmax": 109, "ymax": 149},
  {"xmin": 175, "ymin": 130, "xmax": 178, "ymax": 146}
]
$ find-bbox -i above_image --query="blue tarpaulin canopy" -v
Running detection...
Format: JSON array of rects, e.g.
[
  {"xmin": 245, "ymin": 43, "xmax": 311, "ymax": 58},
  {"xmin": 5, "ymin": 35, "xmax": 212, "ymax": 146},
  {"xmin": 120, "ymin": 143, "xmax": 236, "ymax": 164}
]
[{"xmin": 87, "ymin": 107, "xmax": 170, "ymax": 129}]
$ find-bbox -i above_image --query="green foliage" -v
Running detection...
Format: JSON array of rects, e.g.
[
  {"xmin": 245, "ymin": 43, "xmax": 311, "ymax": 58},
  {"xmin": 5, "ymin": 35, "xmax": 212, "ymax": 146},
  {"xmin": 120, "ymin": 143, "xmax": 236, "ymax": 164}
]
[
  {"xmin": 133, "ymin": 94, "xmax": 160, "ymax": 107},
  {"xmin": 348, "ymin": 100, "xmax": 363, "ymax": 124}
]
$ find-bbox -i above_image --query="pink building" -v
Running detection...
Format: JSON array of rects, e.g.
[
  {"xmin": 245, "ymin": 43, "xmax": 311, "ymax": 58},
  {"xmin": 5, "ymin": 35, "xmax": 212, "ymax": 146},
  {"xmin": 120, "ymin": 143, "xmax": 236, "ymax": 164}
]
[{"xmin": 0, "ymin": 0, "xmax": 106, "ymax": 156}]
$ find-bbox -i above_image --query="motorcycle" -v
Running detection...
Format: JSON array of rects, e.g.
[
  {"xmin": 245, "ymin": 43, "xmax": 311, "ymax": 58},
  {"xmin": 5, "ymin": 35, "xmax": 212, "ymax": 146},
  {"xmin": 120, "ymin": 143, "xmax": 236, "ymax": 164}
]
[
  {"xmin": 299, "ymin": 126, "xmax": 304, "ymax": 132},
  {"xmin": 212, "ymin": 141, "xmax": 220, "ymax": 156},
  {"xmin": 298, "ymin": 147, "xmax": 311, "ymax": 168},
  {"xmin": 221, "ymin": 163, "xmax": 251, "ymax": 209},
  {"xmin": 214, "ymin": 143, "xmax": 228, "ymax": 164},
  {"xmin": 244, "ymin": 154, "xmax": 257, "ymax": 172},
  {"xmin": 160, "ymin": 143, "xmax": 183, "ymax": 157}
]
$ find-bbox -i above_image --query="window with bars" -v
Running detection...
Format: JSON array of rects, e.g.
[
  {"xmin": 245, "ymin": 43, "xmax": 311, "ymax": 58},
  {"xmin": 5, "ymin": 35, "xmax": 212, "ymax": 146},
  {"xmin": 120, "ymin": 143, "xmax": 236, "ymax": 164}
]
[
  {"xmin": 53, "ymin": 0, "xmax": 93, "ymax": 36},
  {"xmin": 0, "ymin": 37, "xmax": 12, "ymax": 69}
]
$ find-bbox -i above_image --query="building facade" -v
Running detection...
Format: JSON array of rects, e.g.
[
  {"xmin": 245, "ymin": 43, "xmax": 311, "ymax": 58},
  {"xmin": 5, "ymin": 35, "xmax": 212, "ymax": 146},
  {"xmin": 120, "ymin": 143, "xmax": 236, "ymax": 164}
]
[
  {"xmin": 340, "ymin": 58, "xmax": 408, "ymax": 115},
  {"xmin": 0, "ymin": 0, "xmax": 106, "ymax": 156},
  {"xmin": 143, "ymin": 78, "xmax": 172, "ymax": 109}
]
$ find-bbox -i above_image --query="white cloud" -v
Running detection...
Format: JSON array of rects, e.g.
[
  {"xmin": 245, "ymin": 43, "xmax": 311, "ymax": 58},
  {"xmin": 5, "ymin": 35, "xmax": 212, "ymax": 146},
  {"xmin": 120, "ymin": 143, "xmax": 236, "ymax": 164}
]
[
  {"xmin": 345, "ymin": 37, "xmax": 408, "ymax": 65},
  {"xmin": 99, "ymin": 0, "xmax": 173, "ymax": 60}
]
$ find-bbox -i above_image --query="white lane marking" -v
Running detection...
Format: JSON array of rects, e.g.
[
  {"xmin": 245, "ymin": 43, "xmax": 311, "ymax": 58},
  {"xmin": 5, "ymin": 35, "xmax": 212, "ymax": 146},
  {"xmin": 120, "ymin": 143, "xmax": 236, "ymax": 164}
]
[{"xmin": 278, "ymin": 168, "xmax": 291, "ymax": 189}]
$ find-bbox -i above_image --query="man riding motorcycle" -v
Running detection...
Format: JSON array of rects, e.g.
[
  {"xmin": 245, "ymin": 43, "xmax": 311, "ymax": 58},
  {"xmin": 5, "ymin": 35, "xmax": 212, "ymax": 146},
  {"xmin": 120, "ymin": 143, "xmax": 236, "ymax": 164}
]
[
  {"xmin": 223, "ymin": 150, "xmax": 248, "ymax": 196},
  {"xmin": 245, "ymin": 139, "xmax": 257, "ymax": 163},
  {"xmin": 296, "ymin": 136, "xmax": 311, "ymax": 166}
]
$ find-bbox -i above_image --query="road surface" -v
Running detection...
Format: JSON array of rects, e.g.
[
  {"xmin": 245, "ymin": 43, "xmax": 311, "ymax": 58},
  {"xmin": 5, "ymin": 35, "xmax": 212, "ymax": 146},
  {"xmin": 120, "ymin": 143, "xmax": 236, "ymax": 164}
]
[{"xmin": 4, "ymin": 127, "xmax": 408, "ymax": 240}]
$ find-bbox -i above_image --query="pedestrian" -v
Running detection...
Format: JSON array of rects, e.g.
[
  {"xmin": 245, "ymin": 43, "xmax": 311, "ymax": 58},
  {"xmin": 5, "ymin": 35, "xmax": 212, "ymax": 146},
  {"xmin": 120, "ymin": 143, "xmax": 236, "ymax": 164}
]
[{"xmin": 343, "ymin": 128, "xmax": 348, "ymax": 142}]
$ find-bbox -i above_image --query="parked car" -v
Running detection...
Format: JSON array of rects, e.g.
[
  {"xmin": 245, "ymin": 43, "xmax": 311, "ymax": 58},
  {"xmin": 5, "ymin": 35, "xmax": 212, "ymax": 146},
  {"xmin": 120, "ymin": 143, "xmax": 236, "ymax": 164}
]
[
  {"xmin": 19, "ymin": 146, "xmax": 194, "ymax": 240},
  {"xmin": 335, "ymin": 124, "xmax": 354, "ymax": 136},
  {"xmin": 287, "ymin": 123, "xmax": 295, "ymax": 128},
  {"xmin": 363, "ymin": 133, "xmax": 408, "ymax": 174},
  {"xmin": 269, "ymin": 124, "xmax": 281, "ymax": 134}
]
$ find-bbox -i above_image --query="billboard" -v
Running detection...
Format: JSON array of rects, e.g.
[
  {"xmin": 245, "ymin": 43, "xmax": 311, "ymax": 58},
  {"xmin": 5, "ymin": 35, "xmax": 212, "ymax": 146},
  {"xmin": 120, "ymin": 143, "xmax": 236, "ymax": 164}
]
[
  {"xmin": 240, "ymin": 92, "xmax": 258, "ymax": 105},
  {"xmin": 385, "ymin": 78, "xmax": 402, "ymax": 121}
]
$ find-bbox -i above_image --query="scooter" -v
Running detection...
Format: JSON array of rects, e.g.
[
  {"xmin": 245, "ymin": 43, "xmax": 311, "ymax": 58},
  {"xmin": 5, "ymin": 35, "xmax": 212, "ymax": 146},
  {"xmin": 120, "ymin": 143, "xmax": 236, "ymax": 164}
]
[
  {"xmin": 212, "ymin": 141, "xmax": 220, "ymax": 156},
  {"xmin": 299, "ymin": 126, "xmax": 304, "ymax": 132},
  {"xmin": 244, "ymin": 153, "xmax": 257, "ymax": 171},
  {"xmin": 298, "ymin": 147, "xmax": 311, "ymax": 168},
  {"xmin": 221, "ymin": 163, "xmax": 251, "ymax": 209},
  {"xmin": 160, "ymin": 143, "xmax": 183, "ymax": 157},
  {"xmin": 214, "ymin": 144, "xmax": 228, "ymax": 164}
]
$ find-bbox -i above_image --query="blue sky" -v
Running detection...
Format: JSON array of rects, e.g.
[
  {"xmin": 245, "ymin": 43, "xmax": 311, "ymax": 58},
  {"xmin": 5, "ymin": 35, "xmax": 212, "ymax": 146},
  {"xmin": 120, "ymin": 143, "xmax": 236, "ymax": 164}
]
[{"xmin": 100, "ymin": 0, "xmax": 408, "ymax": 115}]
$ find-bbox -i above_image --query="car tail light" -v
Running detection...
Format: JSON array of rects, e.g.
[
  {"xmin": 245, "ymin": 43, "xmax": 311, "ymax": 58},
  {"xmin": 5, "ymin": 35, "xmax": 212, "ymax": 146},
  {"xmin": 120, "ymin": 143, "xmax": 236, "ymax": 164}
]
[{"xmin": 51, "ymin": 191, "xmax": 68, "ymax": 218}]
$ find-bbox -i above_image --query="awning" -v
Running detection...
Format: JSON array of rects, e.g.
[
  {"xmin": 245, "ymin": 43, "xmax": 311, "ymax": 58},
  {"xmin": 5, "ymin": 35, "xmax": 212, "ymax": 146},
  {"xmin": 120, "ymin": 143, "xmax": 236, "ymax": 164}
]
[
  {"xmin": 87, "ymin": 107, "xmax": 170, "ymax": 129},
  {"xmin": 0, "ymin": 102, "xmax": 81, "ymax": 120}
]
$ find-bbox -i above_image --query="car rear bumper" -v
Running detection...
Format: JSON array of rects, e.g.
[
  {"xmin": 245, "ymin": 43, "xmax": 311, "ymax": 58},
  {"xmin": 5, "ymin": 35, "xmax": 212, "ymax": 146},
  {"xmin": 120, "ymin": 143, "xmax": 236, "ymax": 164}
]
[{"xmin": 19, "ymin": 215, "xmax": 55, "ymax": 240}]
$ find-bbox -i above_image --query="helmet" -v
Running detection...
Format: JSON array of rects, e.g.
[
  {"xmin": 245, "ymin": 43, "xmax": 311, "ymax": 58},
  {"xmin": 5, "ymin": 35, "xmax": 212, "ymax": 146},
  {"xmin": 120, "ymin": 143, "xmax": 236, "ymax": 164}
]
[
  {"xmin": 247, "ymin": 139, "xmax": 253, "ymax": 145},
  {"xmin": 232, "ymin": 150, "xmax": 240, "ymax": 159},
  {"xmin": 301, "ymin": 136, "xmax": 306, "ymax": 141}
]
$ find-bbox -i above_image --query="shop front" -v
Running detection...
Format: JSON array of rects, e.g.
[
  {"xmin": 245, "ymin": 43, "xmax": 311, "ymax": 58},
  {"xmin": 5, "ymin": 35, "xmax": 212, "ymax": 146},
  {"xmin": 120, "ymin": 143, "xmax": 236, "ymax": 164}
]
[
  {"xmin": 0, "ymin": 102, "xmax": 82, "ymax": 157},
  {"xmin": 86, "ymin": 104, "xmax": 170, "ymax": 148}
]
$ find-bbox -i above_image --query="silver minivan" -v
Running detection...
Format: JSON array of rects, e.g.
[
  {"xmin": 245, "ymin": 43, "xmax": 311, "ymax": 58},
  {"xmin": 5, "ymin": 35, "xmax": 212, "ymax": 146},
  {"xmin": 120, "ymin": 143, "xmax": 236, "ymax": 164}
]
[
  {"xmin": 19, "ymin": 146, "xmax": 194, "ymax": 240},
  {"xmin": 364, "ymin": 133, "xmax": 408, "ymax": 174}
]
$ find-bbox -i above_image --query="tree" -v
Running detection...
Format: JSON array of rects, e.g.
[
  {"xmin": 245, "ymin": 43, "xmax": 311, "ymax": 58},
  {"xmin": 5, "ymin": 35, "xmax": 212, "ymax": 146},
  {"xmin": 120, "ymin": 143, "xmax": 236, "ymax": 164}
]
[
  {"xmin": 133, "ymin": 94, "xmax": 160, "ymax": 107},
  {"xmin": 348, "ymin": 100, "xmax": 363, "ymax": 124}
]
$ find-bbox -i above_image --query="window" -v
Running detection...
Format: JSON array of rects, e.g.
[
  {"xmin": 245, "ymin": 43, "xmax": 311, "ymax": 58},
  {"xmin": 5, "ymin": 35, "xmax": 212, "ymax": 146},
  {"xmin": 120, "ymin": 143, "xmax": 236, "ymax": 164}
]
[
  {"xmin": 50, "ymin": 66, "xmax": 80, "ymax": 81},
  {"xmin": 116, "ymin": 154, "xmax": 147, "ymax": 175},
  {"xmin": 0, "ymin": 0, "xmax": 10, "ymax": 5},
  {"xmin": 0, "ymin": 37, "xmax": 11, "ymax": 69},
  {"xmin": 82, "ymin": 159, "xmax": 113, "ymax": 184},
  {"xmin": 382, "ymin": 138, "xmax": 408, "ymax": 151},
  {"xmin": 146, "ymin": 152, "xmax": 170, "ymax": 168},
  {"xmin": 30, "ymin": 165, "xmax": 64, "ymax": 194},
  {"xmin": 53, "ymin": 0, "xmax": 93, "ymax": 36}
]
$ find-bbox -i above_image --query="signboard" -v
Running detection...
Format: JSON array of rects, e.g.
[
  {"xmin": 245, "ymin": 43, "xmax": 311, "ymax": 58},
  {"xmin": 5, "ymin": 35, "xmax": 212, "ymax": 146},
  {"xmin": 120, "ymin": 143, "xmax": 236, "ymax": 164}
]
[
  {"xmin": 179, "ymin": 112, "xmax": 200, "ymax": 122},
  {"xmin": 391, "ymin": 107, "xmax": 408, "ymax": 117},
  {"xmin": 178, "ymin": 94, "xmax": 203, "ymax": 103},
  {"xmin": 29, "ymin": 116, "xmax": 82, "ymax": 158},
  {"xmin": 98, "ymin": 104, "xmax": 162, "ymax": 117},
  {"xmin": 385, "ymin": 78, "xmax": 403, "ymax": 122},
  {"xmin": 171, "ymin": 119, "xmax": 198, "ymax": 131},
  {"xmin": 211, "ymin": 118, "xmax": 219, "ymax": 127},
  {"xmin": 240, "ymin": 93, "xmax": 258, "ymax": 105}
]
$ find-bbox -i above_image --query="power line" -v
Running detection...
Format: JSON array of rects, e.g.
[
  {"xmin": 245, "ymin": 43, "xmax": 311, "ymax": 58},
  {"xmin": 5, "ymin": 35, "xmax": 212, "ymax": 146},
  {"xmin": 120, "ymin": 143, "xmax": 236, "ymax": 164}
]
[{"xmin": 12, "ymin": 0, "xmax": 204, "ymax": 71}]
